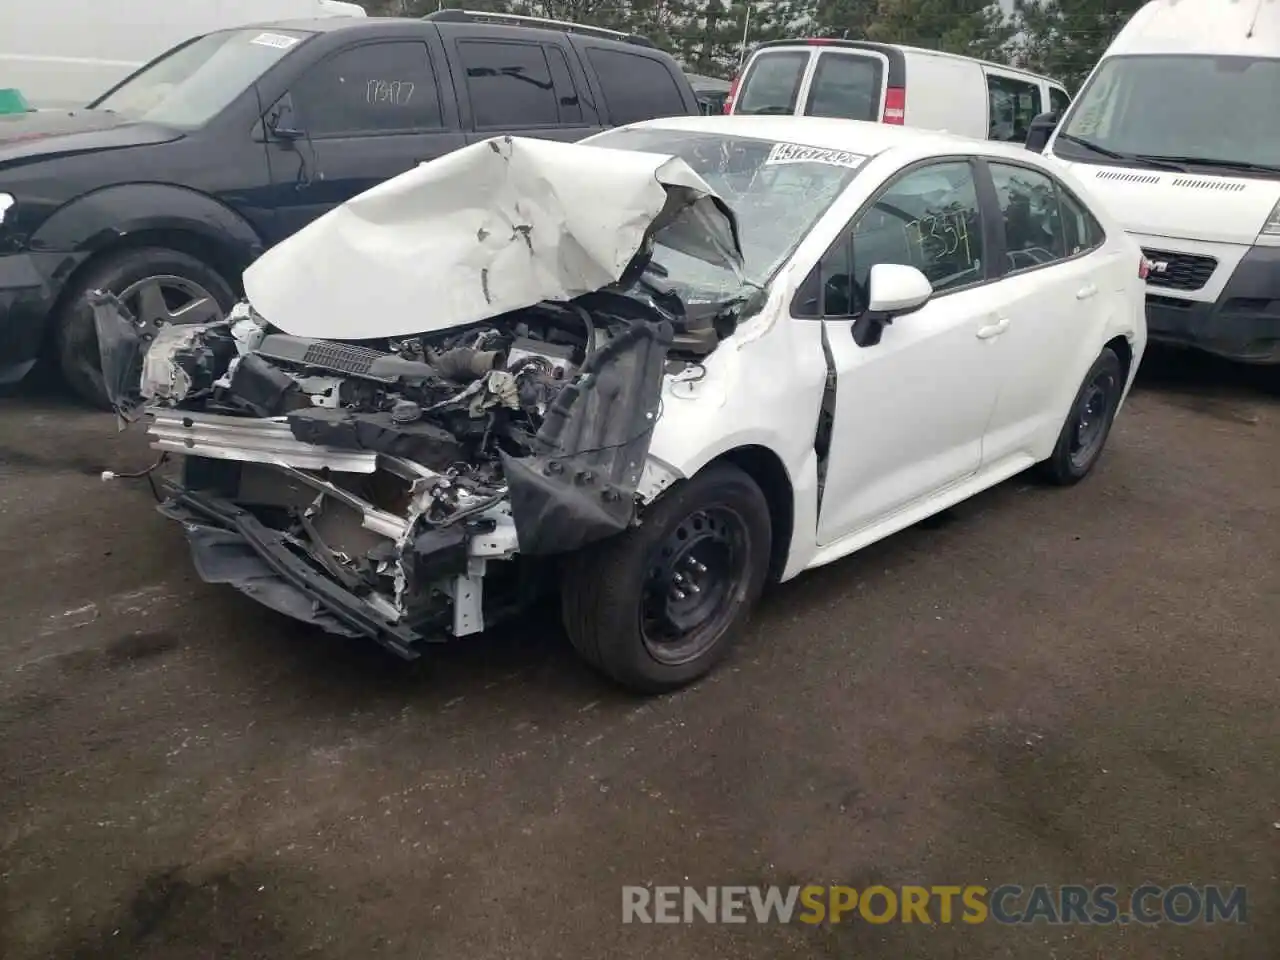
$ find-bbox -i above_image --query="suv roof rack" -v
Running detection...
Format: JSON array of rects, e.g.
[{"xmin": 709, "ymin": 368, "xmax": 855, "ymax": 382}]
[{"xmin": 423, "ymin": 9, "xmax": 655, "ymax": 47}]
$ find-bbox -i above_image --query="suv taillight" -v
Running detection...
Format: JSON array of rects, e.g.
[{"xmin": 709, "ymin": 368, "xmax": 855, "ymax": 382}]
[
  {"xmin": 724, "ymin": 75, "xmax": 740, "ymax": 114},
  {"xmin": 883, "ymin": 86, "xmax": 905, "ymax": 124}
]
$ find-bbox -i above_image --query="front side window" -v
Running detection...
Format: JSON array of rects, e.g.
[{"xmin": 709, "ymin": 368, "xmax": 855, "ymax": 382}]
[
  {"xmin": 987, "ymin": 73, "xmax": 1042, "ymax": 142},
  {"xmin": 1056, "ymin": 54, "xmax": 1280, "ymax": 174},
  {"xmin": 587, "ymin": 48, "xmax": 686, "ymax": 125},
  {"xmin": 851, "ymin": 161, "xmax": 986, "ymax": 299},
  {"xmin": 290, "ymin": 42, "xmax": 442, "ymax": 136},
  {"xmin": 91, "ymin": 28, "xmax": 312, "ymax": 128},
  {"xmin": 804, "ymin": 52, "xmax": 882, "ymax": 121},
  {"xmin": 735, "ymin": 51, "xmax": 808, "ymax": 115},
  {"xmin": 459, "ymin": 40, "xmax": 559, "ymax": 128},
  {"xmin": 989, "ymin": 163, "xmax": 1067, "ymax": 271}
]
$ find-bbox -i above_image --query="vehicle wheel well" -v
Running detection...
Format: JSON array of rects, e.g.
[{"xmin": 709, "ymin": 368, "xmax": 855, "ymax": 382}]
[
  {"xmin": 710, "ymin": 445, "xmax": 793, "ymax": 583},
  {"xmin": 42, "ymin": 229, "xmax": 246, "ymax": 355},
  {"xmin": 1105, "ymin": 335, "xmax": 1133, "ymax": 383}
]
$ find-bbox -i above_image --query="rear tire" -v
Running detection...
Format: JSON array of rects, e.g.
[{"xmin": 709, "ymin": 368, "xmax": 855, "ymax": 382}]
[
  {"xmin": 560, "ymin": 463, "xmax": 772, "ymax": 694},
  {"xmin": 54, "ymin": 247, "xmax": 235, "ymax": 409},
  {"xmin": 1035, "ymin": 346, "xmax": 1125, "ymax": 486}
]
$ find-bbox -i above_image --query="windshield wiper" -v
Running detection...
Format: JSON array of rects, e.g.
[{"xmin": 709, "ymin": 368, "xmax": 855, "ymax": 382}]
[
  {"xmin": 1138, "ymin": 156, "xmax": 1280, "ymax": 176},
  {"xmin": 1056, "ymin": 134, "xmax": 1189, "ymax": 171}
]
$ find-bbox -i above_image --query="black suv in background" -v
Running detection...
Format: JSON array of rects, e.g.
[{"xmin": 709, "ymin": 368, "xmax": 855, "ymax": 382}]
[{"xmin": 0, "ymin": 10, "xmax": 700, "ymax": 406}]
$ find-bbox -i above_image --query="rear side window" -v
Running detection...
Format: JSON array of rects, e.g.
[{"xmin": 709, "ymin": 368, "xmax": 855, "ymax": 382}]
[
  {"xmin": 290, "ymin": 41, "xmax": 442, "ymax": 136},
  {"xmin": 735, "ymin": 50, "xmax": 807, "ymax": 115},
  {"xmin": 989, "ymin": 162, "xmax": 1067, "ymax": 270},
  {"xmin": 1049, "ymin": 86, "xmax": 1071, "ymax": 115},
  {"xmin": 586, "ymin": 48, "xmax": 687, "ymax": 125},
  {"xmin": 987, "ymin": 73, "xmax": 1042, "ymax": 142},
  {"xmin": 1057, "ymin": 186, "xmax": 1105, "ymax": 254},
  {"xmin": 805, "ymin": 52, "xmax": 882, "ymax": 121},
  {"xmin": 458, "ymin": 39, "xmax": 559, "ymax": 129}
]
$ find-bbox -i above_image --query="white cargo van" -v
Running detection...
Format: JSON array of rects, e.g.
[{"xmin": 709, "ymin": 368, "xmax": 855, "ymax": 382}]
[
  {"xmin": 724, "ymin": 39, "xmax": 1070, "ymax": 144},
  {"xmin": 1040, "ymin": 0, "xmax": 1280, "ymax": 365},
  {"xmin": 0, "ymin": 0, "xmax": 366, "ymax": 110}
]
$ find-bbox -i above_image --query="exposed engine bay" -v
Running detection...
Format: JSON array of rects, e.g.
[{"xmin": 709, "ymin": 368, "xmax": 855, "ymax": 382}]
[
  {"xmin": 95, "ymin": 285, "xmax": 729, "ymax": 655},
  {"xmin": 93, "ymin": 133, "xmax": 749, "ymax": 656}
]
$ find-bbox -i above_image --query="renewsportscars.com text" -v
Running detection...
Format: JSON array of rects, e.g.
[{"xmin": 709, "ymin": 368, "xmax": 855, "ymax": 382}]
[{"xmin": 622, "ymin": 884, "xmax": 1247, "ymax": 925}]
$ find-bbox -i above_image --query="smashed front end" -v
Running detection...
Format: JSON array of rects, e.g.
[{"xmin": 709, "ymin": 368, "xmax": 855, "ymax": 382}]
[{"xmin": 97, "ymin": 135, "xmax": 744, "ymax": 657}]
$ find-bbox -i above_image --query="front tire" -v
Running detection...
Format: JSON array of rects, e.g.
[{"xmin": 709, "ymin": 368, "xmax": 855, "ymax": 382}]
[
  {"xmin": 561, "ymin": 463, "xmax": 772, "ymax": 694},
  {"xmin": 54, "ymin": 247, "xmax": 235, "ymax": 409},
  {"xmin": 1036, "ymin": 346, "xmax": 1125, "ymax": 485}
]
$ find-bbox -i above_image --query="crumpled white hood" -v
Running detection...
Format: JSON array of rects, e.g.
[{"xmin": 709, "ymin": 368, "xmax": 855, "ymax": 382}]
[{"xmin": 243, "ymin": 135, "xmax": 743, "ymax": 340}]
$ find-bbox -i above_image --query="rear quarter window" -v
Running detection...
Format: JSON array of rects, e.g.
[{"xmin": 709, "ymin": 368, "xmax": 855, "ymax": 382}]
[
  {"xmin": 586, "ymin": 48, "xmax": 687, "ymax": 125},
  {"xmin": 735, "ymin": 50, "xmax": 807, "ymax": 115}
]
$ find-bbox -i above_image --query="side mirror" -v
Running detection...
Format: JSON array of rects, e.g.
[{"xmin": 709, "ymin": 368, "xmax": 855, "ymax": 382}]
[
  {"xmin": 1024, "ymin": 111, "xmax": 1060, "ymax": 152},
  {"xmin": 265, "ymin": 94, "xmax": 305, "ymax": 142},
  {"xmin": 853, "ymin": 264, "xmax": 932, "ymax": 347}
]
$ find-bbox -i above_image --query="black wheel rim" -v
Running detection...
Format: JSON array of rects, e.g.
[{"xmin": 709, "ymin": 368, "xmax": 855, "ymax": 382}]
[
  {"xmin": 1069, "ymin": 369, "xmax": 1118, "ymax": 471},
  {"xmin": 640, "ymin": 505, "xmax": 751, "ymax": 666}
]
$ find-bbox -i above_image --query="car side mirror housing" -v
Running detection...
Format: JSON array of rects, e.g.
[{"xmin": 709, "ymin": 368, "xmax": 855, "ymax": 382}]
[
  {"xmin": 266, "ymin": 94, "xmax": 305, "ymax": 142},
  {"xmin": 1024, "ymin": 111, "xmax": 1060, "ymax": 152},
  {"xmin": 853, "ymin": 263, "xmax": 932, "ymax": 347}
]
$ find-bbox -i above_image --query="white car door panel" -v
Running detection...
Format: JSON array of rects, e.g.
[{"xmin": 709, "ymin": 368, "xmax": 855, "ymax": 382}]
[
  {"xmin": 802, "ymin": 159, "xmax": 1007, "ymax": 546},
  {"xmin": 979, "ymin": 161, "xmax": 1120, "ymax": 466},
  {"xmin": 817, "ymin": 285, "xmax": 1007, "ymax": 545}
]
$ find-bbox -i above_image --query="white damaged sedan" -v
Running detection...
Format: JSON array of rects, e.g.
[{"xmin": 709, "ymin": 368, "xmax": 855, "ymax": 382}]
[{"xmin": 97, "ymin": 116, "xmax": 1147, "ymax": 693}]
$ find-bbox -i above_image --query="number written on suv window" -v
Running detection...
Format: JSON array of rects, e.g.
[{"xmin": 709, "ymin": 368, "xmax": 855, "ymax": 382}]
[{"xmin": 290, "ymin": 41, "xmax": 443, "ymax": 136}]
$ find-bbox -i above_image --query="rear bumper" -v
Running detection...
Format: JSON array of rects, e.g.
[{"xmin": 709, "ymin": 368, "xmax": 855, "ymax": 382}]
[
  {"xmin": 1145, "ymin": 245, "xmax": 1280, "ymax": 364},
  {"xmin": 0, "ymin": 252, "xmax": 60, "ymax": 384},
  {"xmin": 158, "ymin": 483, "xmax": 428, "ymax": 660}
]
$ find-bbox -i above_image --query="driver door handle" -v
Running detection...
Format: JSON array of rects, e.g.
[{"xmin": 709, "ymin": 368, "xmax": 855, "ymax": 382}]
[
  {"xmin": 1076, "ymin": 282, "xmax": 1099, "ymax": 300},
  {"xmin": 976, "ymin": 316, "xmax": 1010, "ymax": 339}
]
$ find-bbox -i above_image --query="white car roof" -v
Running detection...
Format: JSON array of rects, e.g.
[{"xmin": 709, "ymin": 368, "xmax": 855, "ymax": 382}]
[{"xmin": 620, "ymin": 114, "xmax": 1053, "ymax": 167}]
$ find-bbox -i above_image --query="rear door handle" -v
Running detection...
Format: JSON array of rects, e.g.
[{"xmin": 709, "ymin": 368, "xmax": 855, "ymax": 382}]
[
  {"xmin": 1076, "ymin": 283, "xmax": 1098, "ymax": 300},
  {"xmin": 976, "ymin": 317, "xmax": 1010, "ymax": 339}
]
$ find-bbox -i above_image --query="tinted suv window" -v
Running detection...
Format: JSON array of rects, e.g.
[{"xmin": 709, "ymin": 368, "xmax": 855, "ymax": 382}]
[
  {"xmin": 805, "ymin": 52, "xmax": 881, "ymax": 121},
  {"xmin": 459, "ymin": 40, "xmax": 559, "ymax": 128},
  {"xmin": 852, "ymin": 161, "xmax": 985, "ymax": 297},
  {"xmin": 735, "ymin": 50, "xmax": 807, "ymax": 115},
  {"xmin": 987, "ymin": 73, "xmax": 1042, "ymax": 142},
  {"xmin": 291, "ymin": 41, "xmax": 441, "ymax": 136},
  {"xmin": 1049, "ymin": 86, "xmax": 1071, "ymax": 115},
  {"xmin": 989, "ymin": 162, "xmax": 1067, "ymax": 270},
  {"xmin": 586, "ymin": 48, "xmax": 686, "ymax": 124}
]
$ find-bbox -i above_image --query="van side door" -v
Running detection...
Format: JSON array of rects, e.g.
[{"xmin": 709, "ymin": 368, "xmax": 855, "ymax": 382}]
[
  {"xmin": 262, "ymin": 30, "xmax": 466, "ymax": 239},
  {"xmin": 442, "ymin": 27, "xmax": 600, "ymax": 145}
]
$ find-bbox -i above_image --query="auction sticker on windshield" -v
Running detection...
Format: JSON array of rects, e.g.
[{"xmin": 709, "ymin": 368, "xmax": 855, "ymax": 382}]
[
  {"xmin": 765, "ymin": 143, "xmax": 866, "ymax": 169},
  {"xmin": 250, "ymin": 33, "xmax": 301, "ymax": 49}
]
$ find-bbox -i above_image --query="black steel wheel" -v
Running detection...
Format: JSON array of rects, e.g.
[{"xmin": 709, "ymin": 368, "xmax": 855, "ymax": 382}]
[
  {"xmin": 1037, "ymin": 346, "xmax": 1125, "ymax": 485},
  {"xmin": 561, "ymin": 463, "xmax": 772, "ymax": 694}
]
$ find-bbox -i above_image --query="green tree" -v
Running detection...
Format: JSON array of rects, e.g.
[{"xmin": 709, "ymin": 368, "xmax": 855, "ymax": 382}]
[
  {"xmin": 1008, "ymin": 0, "xmax": 1146, "ymax": 92},
  {"xmin": 864, "ymin": 0, "xmax": 1014, "ymax": 61}
]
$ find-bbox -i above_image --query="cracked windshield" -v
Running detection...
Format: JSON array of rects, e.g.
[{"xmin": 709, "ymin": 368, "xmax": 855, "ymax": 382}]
[{"xmin": 587, "ymin": 128, "xmax": 867, "ymax": 301}]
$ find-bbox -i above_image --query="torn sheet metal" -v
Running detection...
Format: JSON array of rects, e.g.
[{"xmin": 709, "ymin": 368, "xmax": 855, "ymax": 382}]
[{"xmin": 241, "ymin": 135, "xmax": 744, "ymax": 341}]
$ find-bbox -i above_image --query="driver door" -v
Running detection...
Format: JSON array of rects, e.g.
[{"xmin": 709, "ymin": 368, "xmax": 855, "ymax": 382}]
[{"xmin": 801, "ymin": 159, "xmax": 1008, "ymax": 546}]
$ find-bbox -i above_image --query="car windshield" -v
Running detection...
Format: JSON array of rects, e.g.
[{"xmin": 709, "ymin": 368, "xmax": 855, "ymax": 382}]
[
  {"xmin": 585, "ymin": 127, "xmax": 868, "ymax": 302},
  {"xmin": 90, "ymin": 28, "xmax": 312, "ymax": 128},
  {"xmin": 1056, "ymin": 54, "xmax": 1280, "ymax": 174}
]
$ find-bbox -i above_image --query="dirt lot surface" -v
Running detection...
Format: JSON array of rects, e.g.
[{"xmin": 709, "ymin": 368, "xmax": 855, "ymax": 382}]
[{"xmin": 1, "ymin": 351, "xmax": 1277, "ymax": 960}]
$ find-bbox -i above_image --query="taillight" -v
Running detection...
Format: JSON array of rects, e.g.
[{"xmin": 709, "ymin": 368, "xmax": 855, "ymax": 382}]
[
  {"xmin": 724, "ymin": 75, "xmax": 740, "ymax": 114},
  {"xmin": 1139, "ymin": 256, "xmax": 1152, "ymax": 279},
  {"xmin": 883, "ymin": 86, "xmax": 905, "ymax": 124}
]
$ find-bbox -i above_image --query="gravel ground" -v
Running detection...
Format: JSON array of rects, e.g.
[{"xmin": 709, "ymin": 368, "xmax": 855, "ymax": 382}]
[{"xmin": 0, "ymin": 349, "xmax": 1277, "ymax": 960}]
